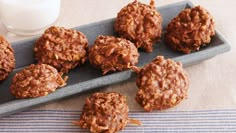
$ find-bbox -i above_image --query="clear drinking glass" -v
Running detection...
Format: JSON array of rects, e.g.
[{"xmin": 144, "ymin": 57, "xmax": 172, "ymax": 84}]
[{"xmin": 0, "ymin": 0, "xmax": 61, "ymax": 36}]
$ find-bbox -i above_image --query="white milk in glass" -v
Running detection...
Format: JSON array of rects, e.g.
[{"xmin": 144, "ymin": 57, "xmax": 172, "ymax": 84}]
[{"xmin": 0, "ymin": 0, "xmax": 61, "ymax": 35}]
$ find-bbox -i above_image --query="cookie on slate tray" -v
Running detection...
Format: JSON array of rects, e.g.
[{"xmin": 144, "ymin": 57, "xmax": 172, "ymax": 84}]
[
  {"xmin": 114, "ymin": 0, "xmax": 162, "ymax": 52},
  {"xmin": 34, "ymin": 26, "xmax": 88, "ymax": 73},
  {"xmin": 10, "ymin": 64, "xmax": 67, "ymax": 98},
  {"xmin": 165, "ymin": 6, "xmax": 215, "ymax": 54},
  {"xmin": 132, "ymin": 56, "xmax": 189, "ymax": 111},
  {"xmin": 89, "ymin": 35, "xmax": 139, "ymax": 75},
  {"xmin": 73, "ymin": 92, "xmax": 141, "ymax": 133},
  {"xmin": 0, "ymin": 35, "xmax": 15, "ymax": 81}
]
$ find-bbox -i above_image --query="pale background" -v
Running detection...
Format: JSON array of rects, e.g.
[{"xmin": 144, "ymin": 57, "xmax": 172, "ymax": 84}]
[{"xmin": 0, "ymin": 0, "xmax": 235, "ymax": 111}]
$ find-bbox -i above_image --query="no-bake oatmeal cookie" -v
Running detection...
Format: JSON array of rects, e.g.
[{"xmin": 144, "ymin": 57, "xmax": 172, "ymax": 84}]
[
  {"xmin": 74, "ymin": 92, "xmax": 130, "ymax": 133},
  {"xmin": 0, "ymin": 35, "xmax": 15, "ymax": 81},
  {"xmin": 10, "ymin": 64, "xmax": 67, "ymax": 98},
  {"xmin": 133, "ymin": 56, "xmax": 189, "ymax": 111},
  {"xmin": 89, "ymin": 35, "xmax": 139, "ymax": 75},
  {"xmin": 34, "ymin": 26, "xmax": 88, "ymax": 73},
  {"xmin": 165, "ymin": 6, "xmax": 215, "ymax": 53},
  {"xmin": 115, "ymin": 0, "xmax": 162, "ymax": 52}
]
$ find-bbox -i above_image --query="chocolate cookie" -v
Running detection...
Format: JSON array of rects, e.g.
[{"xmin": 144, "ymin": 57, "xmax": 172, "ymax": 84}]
[
  {"xmin": 133, "ymin": 56, "xmax": 189, "ymax": 111},
  {"xmin": 89, "ymin": 35, "xmax": 139, "ymax": 75},
  {"xmin": 34, "ymin": 26, "xmax": 88, "ymax": 73},
  {"xmin": 75, "ymin": 92, "xmax": 129, "ymax": 133},
  {"xmin": 115, "ymin": 0, "xmax": 162, "ymax": 52},
  {"xmin": 165, "ymin": 6, "xmax": 215, "ymax": 53},
  {"xmin": 0, "ymin": 35, "xmax": 15, "ymax": 81},
  {"xmin": 10, "ymin": 64, "xmax": 67, "ymax": 98}
]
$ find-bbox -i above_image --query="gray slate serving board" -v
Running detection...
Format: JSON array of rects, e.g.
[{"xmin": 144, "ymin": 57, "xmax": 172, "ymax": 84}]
[{"xmin": 0, "ymin": 0, "xmax": 231, "ymax": 117}]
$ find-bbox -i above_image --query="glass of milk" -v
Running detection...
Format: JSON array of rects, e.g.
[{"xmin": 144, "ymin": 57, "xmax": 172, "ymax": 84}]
[{"xmin": 0, "ymin": 0, "xmax": 61, "ymax": 36}]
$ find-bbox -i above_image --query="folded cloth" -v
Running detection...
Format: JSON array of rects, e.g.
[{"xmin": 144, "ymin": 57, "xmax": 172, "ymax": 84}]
[{"xmin": 1, "ymin": 109, "xmax": 236, "ymax": 132}]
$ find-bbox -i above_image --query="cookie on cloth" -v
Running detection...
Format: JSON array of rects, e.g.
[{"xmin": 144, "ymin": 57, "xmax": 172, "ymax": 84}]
[{"xmin": 74, "ymin": 92, "xmax": 141, "ymax": 133}]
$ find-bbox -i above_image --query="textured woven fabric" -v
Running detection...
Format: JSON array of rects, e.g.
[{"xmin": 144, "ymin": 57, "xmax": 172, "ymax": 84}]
[{"xmin": 1, "ymin": 109, "xmax": 236, "ymax": 132}]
